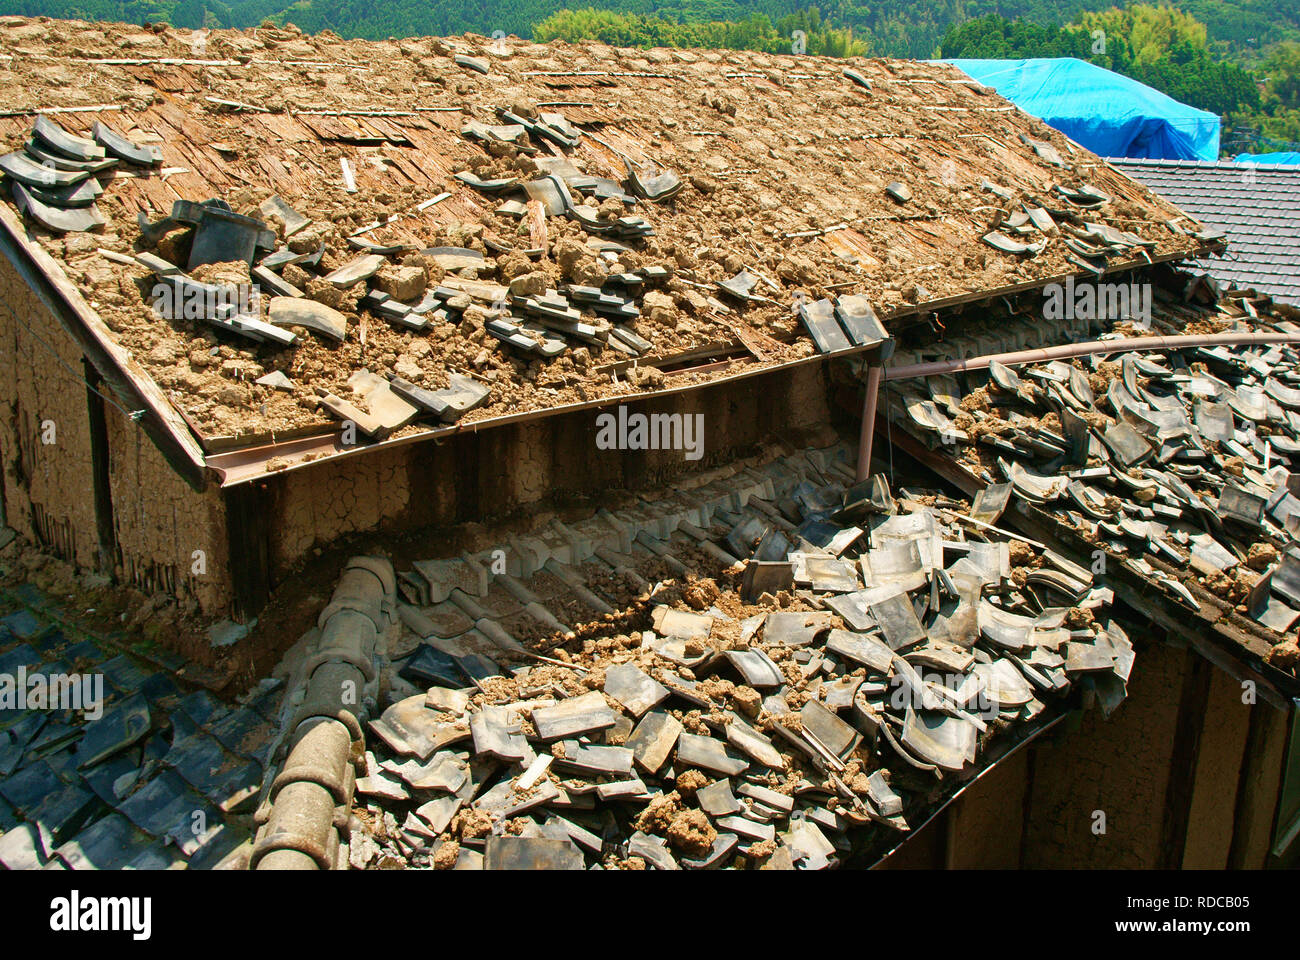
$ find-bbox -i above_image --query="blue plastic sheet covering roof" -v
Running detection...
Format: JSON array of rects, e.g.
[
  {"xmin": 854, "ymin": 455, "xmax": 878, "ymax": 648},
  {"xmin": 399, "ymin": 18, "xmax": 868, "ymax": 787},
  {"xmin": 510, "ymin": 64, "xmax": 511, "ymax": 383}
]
[
  {"xmin": 942, "ymin": 58, "xmax": 1220, "ymax": 162},
  {"xmin": 1234, "ymin": 152, "xmax": 1300, "ymax": 165}
]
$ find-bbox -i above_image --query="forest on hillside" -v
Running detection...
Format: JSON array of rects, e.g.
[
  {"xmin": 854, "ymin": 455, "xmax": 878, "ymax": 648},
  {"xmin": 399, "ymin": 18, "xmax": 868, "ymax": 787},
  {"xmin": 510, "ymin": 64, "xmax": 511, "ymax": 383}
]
[
  {"xmin": 3, "ymin": 0, "xmax": 1298, "ymax": 152},
  {"xmin": 937, "ymin": 6, "xmax": 1300, "ymax": 151},
  {"xmin": 4, "ymin": 0, "xmax": 1297, "ymax": 59}
]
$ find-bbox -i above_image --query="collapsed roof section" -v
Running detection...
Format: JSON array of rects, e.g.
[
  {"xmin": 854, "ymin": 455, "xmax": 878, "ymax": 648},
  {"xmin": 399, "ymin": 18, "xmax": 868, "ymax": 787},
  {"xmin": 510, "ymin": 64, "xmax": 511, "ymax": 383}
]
[
  {"xmin": 0, "ymin": 17, "xmax": 1214, "ymax": 482},
  {"xmin": 878, "ymin": 292, "xmax": 1300, "ymax": 689},
  {"xmin": 257, "ymin": 441, "xmax": 1131, "ymax": 870}
]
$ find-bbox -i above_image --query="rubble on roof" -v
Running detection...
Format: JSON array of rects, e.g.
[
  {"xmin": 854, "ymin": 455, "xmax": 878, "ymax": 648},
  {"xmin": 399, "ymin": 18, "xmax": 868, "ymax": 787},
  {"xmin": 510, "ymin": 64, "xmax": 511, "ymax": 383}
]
[
  {"xmin": 980, "ymin": 187, "xmax": 1164, "ymax": 270},
  {"xmin": 883, "ymin": 298, "xmax": 1300, "ymax": 672},
  {"xmin": 0, "ymin": 18, "xmax": 1206, "ymax": 448},
  {"xmin": 0, "ymin": 113, "xmax": 160, "ymax": 234},
  {"xmin": 264, "ymin": 442, "xmax": 1129, "ymax": 869}
]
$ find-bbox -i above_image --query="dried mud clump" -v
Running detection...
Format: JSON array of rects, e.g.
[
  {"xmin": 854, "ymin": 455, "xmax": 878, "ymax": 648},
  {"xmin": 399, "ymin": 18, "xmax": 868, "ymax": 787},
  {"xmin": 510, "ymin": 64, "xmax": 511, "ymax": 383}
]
[
  {"xmin": 1246, "ymin": 542, "xmax": 1279, "ymax": 572},
  {"xmin": 665, "ymin": 809, "xmax": 717, "ymax": 857},
  {"xmin": 634, "ymin": 790, "xmax": 682, "ymax": 834},
  {"xmin": 1267, "ymin": 637, "xmax": 1300, "ymax": 671},
  {"xmin": 674, "ymin": 770, "xmax": 709, "ymax": 797}
]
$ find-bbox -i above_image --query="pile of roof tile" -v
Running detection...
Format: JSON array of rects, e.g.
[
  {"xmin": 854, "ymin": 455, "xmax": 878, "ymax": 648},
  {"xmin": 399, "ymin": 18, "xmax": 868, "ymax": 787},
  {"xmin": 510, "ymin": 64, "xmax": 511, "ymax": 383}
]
[
  {"xmin": 980, "ymin": 176, "xmax": 1224, "ymax": 271},
  {"xmin": 0, "ymin": 114, "xmax": 160, "ymax": 233},
  {"xmin": 130, "ymin": 194, "xmax": 512, "ymax": 439},
  {"xmin": 342, "ymin": 444, "xmax": 1128, "ymax": 869},
  {"xmin": 120, "ymin": 102, "xmax": 693, "ymax": 437},
  {"xmin": 888, "ymin": 319, "xmax": 1300, "ymax": 656},
  {"xmin": 456, "ymin": 107, "xmax": 671, "ymax": 242},
  {"xmin": 450, "ymin": 107, "xmax": 686, "ymax": 360}
]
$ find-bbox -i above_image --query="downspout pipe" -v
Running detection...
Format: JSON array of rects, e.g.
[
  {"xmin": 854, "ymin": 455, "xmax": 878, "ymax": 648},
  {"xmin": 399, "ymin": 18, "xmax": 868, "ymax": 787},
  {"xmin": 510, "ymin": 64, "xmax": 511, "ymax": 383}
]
[
  {"xmin": 856, "ymin": 362, "xmax": 882, "ymax": 482},
  {"xmin": 884, "ymin": 330, "xmax": 1300, "ymax": 382},
  {"xmin": 251, "ymin": 556, "xmax": 394, "ymax": 870}
]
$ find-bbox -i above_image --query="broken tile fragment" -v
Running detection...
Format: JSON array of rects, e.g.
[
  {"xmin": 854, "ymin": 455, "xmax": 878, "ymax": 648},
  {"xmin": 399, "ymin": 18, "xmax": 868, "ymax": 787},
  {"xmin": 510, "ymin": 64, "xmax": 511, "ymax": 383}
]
[
  {"xmin": 824, "ymin": 629, "xmax": 893, "ymax": 673},
  {"xmin": 602, "ymin": 662, "xmax": 669, "ymax": 716},
  {"xmin": 736, "ymin": 782, "xmax": 794, "ymax": 815},
  {"xmin": 675, "ymin": 732, "xmax": 748, "ymax": 776},
  {"xmin": 716, "ymin": 815, "xmax": 775, "ymax": 843},
  {"xmin": 696, "ymin": 778, "xmax": 744, "ymax": 817},
  {"xmin": 483, "ymin": 836, "xmax": 583, "ymax": 870},
  {"xmin": 626, "ymin": 711, "xmax": 683, "ymax": 774},
  {"xmin": 415, "ymin": 795, "xmax": 463, "ymax": 834},
  {"xmin": 531, "ymin": 691, "xmax": 617, "ymax": 741},
  {"xmin": 323, "ymin": 253, "xmax": 386, "ymax": 289},
  {"xmin": 552, "ymin": 741, "xmax": 634, "ymax": 777},
  {"xmin": 723, "ymin": 649, "xmax": 784, "ymax": 688},
  {"xmin": 651, "ymin": 605, "xmax": 713, "ymax": 639},
  {"xmin": 470, "ymin": 705, "xmax": 529, "ymax": 762},
  {"xmin": 723, "ymin": 715, "xmax": 785, "ymax": 769},
  {"xmin": 268, "ymin": 296, "xmax": 347, "ymax": 341},
  {"xmin": 680, "ymin": 832, "xmax": 739, "ymax": 869},
  {"xmin": 628, "ymin": 831, "xmax": 679, "ymax": 869},
  {"xmin": 799, "ymin": 700, "xmax": 859, "ymax": 759}
]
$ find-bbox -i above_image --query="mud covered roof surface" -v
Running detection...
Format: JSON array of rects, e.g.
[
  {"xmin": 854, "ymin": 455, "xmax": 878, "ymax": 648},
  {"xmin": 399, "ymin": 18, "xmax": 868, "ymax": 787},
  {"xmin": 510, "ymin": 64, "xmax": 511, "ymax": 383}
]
[
  {"xmin": 0, "ymin": 16, "xmax": 1210, "ymax": 456},
  {"xmin": 1111, "ymin": 158, "xmax": 1300, "ymax": 306}
]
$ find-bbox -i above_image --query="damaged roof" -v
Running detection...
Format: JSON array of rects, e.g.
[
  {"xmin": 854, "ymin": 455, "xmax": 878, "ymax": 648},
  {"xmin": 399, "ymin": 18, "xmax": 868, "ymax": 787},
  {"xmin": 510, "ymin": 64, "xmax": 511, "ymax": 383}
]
[
  {"xmin": 880, "ymin": 291, "xmax": 1300, "ymax": 689},
  {"xmin": 258, "ymin": 441, "xmax": 1131, "ymax": 870},
  {"xmin": 0, "ymin": 16, "xmax": 1214, "ymax": 480},
  {"xmin": 1111, "ymin": 158, "xmax": 1300, "ymax": 306}
]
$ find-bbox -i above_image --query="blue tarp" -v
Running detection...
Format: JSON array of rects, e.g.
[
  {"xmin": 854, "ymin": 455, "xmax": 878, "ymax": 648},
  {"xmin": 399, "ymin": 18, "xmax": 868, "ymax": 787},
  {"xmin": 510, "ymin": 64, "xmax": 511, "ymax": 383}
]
[
  {"xmin": 941, "ymin": 58, "xmax": 1220, "ymax": 161},
  {"xmin": 1233, "ymin": 152, "xmax": 1300, "ymax": 165}
]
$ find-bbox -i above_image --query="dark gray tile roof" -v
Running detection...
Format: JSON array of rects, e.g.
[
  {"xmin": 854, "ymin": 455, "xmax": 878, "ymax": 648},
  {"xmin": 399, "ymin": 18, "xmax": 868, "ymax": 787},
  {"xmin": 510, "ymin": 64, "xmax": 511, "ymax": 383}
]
[
  {"xmin": 1110, "ymin": 158, "xmax": 1300, "ymax": 305},
  {"xmin": 0, "ymin": 597, "xmax": 273, "ymax": 869}
]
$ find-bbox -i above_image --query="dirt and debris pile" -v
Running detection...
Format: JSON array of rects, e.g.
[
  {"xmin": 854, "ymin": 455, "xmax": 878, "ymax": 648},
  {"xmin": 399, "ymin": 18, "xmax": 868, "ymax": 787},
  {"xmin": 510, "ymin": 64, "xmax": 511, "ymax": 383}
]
[
  {"xmin": 328, "ymin": 444, "xmax": 1130, "ymax": 869},
  {"xmin": 0, "ymin": 16, "xmax": 1202, "ymax": 449}
]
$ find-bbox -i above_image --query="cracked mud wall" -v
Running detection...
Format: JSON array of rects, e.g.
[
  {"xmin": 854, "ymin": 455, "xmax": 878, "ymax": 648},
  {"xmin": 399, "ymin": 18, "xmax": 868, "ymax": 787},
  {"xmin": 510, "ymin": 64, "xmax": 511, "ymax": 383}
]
[
  {"xmin": 0, "ymin": 253, "xmax": 232, "ymax": 616},
  {"xmin": 1021, "ymin": 638, "xmax": 1189, "ymax": 868},
  {"xmin": 271, "ymin": 443, "xmax": 414, "ymax": 577},
  {"xmin": 0, "ymin": 254, "xmax": 100, "ymax": 567},
  {"xmin": 104, "ymin": 410, "xmax": 232, "ymax": 615},
  {"xmin": 265, "ymin": 362, "xmax": 831, "ymax": 581}
]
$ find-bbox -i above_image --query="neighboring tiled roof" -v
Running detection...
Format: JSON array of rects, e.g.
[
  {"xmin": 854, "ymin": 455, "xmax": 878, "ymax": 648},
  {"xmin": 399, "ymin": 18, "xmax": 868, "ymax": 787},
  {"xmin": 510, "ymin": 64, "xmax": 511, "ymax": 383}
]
[
  {"xmin": 0, "ymin": 593, "xmax": 274, "ymax": 869},
  {"xmin": 1110, "ymin": 158, "xmax": 1300, "ymax": 305}
]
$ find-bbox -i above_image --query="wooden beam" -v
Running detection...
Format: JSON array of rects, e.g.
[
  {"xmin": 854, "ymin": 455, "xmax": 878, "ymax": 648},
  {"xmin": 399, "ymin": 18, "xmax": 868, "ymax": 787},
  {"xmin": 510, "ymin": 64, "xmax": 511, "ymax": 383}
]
[
  {"xmin": 223, "ymin": 481, "xmax": 272, "ymax": 621},
  {"xmin": 1161, "ymin": 652, "xmax": 1213, "ymax": 868},
  {"xmin": 82, "ymin": 359, "xmax": 118, "ymax": 574}
]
